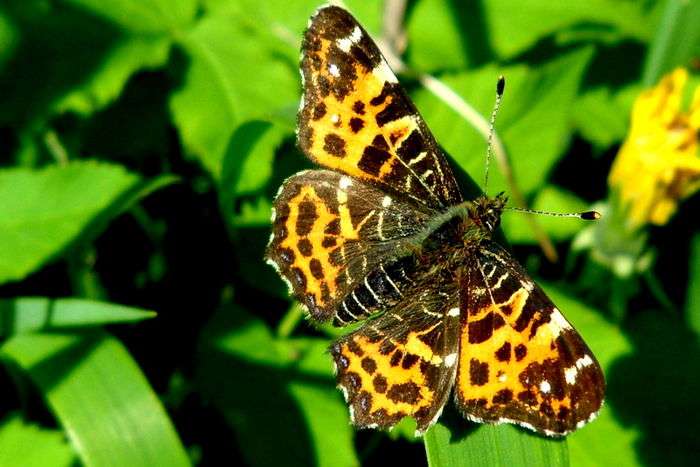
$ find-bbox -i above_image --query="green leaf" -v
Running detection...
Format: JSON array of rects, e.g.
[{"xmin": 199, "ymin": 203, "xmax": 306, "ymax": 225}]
[
  {"xmin": 413, "ymin": 48, "xmax": 593, "ymax": 196},
  {"xmin": 0, "ymin": 161, "xmax": 142, "ymax": 284},
  {"xmin": 197, "ymin": 305, "xmax": 357, "ymax": 467},
  {"xmin": 0, "ymin": 5, "xmax": 174, "ymax": 128},
  {"xmin": 686, "ymin": 233, "xmax": 700, "ymax": 339},
  {"xmin": 572, "ymin": 84, "xmax": 638, "ymax": 150},
  {"xmin": 220, "ymin": 120, "xmax": 287, "ymax": 198},
  {"xmin": 425, "ymin": 423, "xmax": 568, "ymax": 467},
  {"xmin": 170, "ymin": 12, "xmax": 298, "ymax": 179},
  {"xmin": 1, "ymin": 331, "xmax": 190, "ymax": 467},
  {"xmin": 53, "ymin": 36, "xmax": 170, "ymax": 116},
  {"xmin": 642, "ymin": 0, "xmax": 700, "ymax": 86},
  {"xmin": 501, "ymin": 185, "xmax": 594, "ymax": 244},
  {"xmin": 62, "ymin": 0, "xmax": 196, "ymax": 34},
  {"xmin": 0, "ymin": 413, "xmax": 76, "ymax": 467},
  {"xmin": 0, "ymin": 297, "xmax": 156, "ymax": 337},
  {"xmin": 407, "ymin": 0, "xmax": 655, "ymax": 71}
]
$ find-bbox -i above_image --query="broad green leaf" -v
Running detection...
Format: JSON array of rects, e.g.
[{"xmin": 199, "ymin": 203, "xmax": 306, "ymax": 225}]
[
  {"xmin": 170, "ymin": 12, "xmax": 298, "ymax": 179},
  {"xmin": 413, "ymin": 48, "xmax": 593, "ymax": 196},
  {"xmin": 0, "ymin": 161, "xmax": 141, "ymax": 284},
  {"xmin": 425, "ymin": 423, "xmax": 568, "ymax": 467},
  {"xmin": 220, "ymin": 120, "xmax": 287, "ymax": 198},
  {"xmin": 572, "ymin": 84, "xmax": 637, "ymax": 150},
  {"xmin": 63, "ymin": 0, "xmax": 196, "ymax": 34},
  {"xmin": 687, "ymin": 233, "xmax": 700, "ymax": 339},
  {"xmin": 407, "ymin": 0, "xmax": 655, "ymax": 71},
  {"xmin": 0, "ymin": 297, "xmax": 156, "ymax": 337},
  {"xmin": 197, "ymin": 305, "xmax": 357, "ymax": 467},
  {"xmin": 0, "ymin": 413, "xmax": 75, "ymax": 467},
  {"xmin": 501, "ymin": 185, "xmax": 593, "ymax": 244},
  {"xmin": 642, "ymin": 0, "xmax": 700, "ymax": 85},
  {"xmin": 1, "ymin": 331, "xmax": 190, "ymax": 467}
]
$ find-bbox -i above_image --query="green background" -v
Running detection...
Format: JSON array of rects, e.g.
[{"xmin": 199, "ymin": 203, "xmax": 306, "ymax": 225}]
[{"xmin": 0, "ymin": 0, "xmax": 698, "ymax": 466}]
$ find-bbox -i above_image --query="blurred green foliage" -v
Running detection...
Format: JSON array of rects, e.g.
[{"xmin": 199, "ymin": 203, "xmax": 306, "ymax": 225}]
[{"xmin": 0, "ymin": 0, "xmax": 698, "ymax": 466}]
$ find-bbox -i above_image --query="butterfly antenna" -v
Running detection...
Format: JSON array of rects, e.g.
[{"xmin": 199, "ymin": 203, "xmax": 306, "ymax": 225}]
[
  {"xmin": 484, "ymin": 76, "xmax": 505, "ymax": 194},
  {"xmin": 505, "ymin": 206, "xmax": 602, "ymax": 220}
]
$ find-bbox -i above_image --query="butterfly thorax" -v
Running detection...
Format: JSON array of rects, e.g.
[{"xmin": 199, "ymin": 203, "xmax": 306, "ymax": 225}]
[{"xmin": 466, "ymin": 192, "xmax": 507, "ymax": 238}]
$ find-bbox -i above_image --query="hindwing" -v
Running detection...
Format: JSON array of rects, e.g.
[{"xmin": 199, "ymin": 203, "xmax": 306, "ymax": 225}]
[
  {"xmin": 455, "ymin": 242, "xmax": 605, "ymax": 435},
  {"xmin": 331, "ymin": 271, "xmax": 460, "ymax": 433}
]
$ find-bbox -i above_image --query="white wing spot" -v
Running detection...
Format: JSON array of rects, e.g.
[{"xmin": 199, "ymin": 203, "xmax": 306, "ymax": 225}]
[
  {"xmin": 565, "ymin": 366, "xmax": 577, "ymax": 384},
  {"xmin": 493, "ymin": 272, "xmax": 509, "ymax": 290},
  {"xmin": 576, "ymin": 354, "xmax": 594, "ymax": 369},
  {"xmin": 337, "ymin": 25, "xmax": 362, "ymax": 52},
  {"xmin": 540, "ymin": 381, "xmax": 551, "ymax": 393},
  {"xmin": 447, "ymin": 307, "xmax": 460, "ymax": 317},
  {"xmin": 550, "ymin": 309, "xmax": 572, "ymax": 331},
  {"xmin": 328, "ymin": 63, "xmax": 340, "ymax": 77},
  {"xmin": 444, "ymin": 353, "xmax": 457, "ymax": 368},
  {"xmin": 382, "ymin": 196, "xmax": 392, "ymax": 207},
  {"xmin": 408, "ymin": 151, "xmax": 427, "ymax": 166},
  {"xmin": 330, "ymin": 113, "xmax": 340, "ymax": 124},
  {"xmin": 498, "ymin": 373, "xmax": 507, "ymax": 383},
  {"xmin": 372, "ymin": 61, "xmax": 398, "ymax": 83},
  {"xmin": 339, "ymin": 176, "xmax": 353, "ymax": 189}
]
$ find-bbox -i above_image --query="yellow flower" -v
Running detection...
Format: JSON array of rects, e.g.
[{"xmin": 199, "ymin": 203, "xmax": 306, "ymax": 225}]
[{"xmin": 608, "ymin": 68, "xmax": 700, "ymax": 229}]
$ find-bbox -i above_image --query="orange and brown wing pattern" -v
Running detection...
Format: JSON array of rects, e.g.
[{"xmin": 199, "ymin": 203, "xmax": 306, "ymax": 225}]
[
  {"xmin": 298, "ymin": 6, "xmax": 461, "ymax": 209},
  {"xmin": 331, "ymin": 273, "xmax": 460, "ymax": 434},
  {"xmin": 455, "ymin": 243, "xmax": 605, "ymax": 436},
  {"xmin": 265, "ymin": 170, "xmax": 434, "ymax": 322}
]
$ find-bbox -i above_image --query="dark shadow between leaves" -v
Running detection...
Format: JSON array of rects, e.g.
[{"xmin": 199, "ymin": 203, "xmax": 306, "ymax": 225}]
[
  {"xmin": 197, "ymin": 305, "xmax": 342, "ymax": 467},
  {"xmin": 607, "ymin": 311, "xmax": 700, "ymax": 466},
  {"xmin": 0, "ymin": 3, "xmax": 124, "ymax": 128}
]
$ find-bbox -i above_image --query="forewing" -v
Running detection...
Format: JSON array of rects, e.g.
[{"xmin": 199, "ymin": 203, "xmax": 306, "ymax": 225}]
[
  {"xmin": 331, "ymin": 272, "xmax": 460, "ymax": 434},
  {"xmin": 455, "ymin": 242, "xmax": 605, "ymax": 436},
  {"xmin": 298, "ymin": 6, "xmax": 462, "ymax": 209},
  {"xmin": 265, "ymin": 169, "xmax": 435, "ymax": 322}
]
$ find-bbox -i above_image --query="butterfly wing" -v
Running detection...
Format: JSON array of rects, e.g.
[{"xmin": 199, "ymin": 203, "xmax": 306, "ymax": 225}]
[
  {"xmin": 454, "ymin": 242, "xmax": 605, "ymax": 435},
  {"xmin": 266, "ymin": 169, "xmax": 438, "ymax": 323},
  {"xmin": 331, "ymin": 270, "xmax": 460, "ymax": 433},
  {"xmin": 299, "ymin": 6, "xmax": 462, "ymax": 209}
]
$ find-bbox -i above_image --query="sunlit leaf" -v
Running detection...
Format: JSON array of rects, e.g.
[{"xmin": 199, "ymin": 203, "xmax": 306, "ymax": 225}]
[
  {"xmin": 425, "ymin": 422, "xmax": 568, "ymax": 467},
  {"xmin": 0, "ymin": 413, "xmax": 75, "ymax": 467},
  {"xmin": 0, "ymin": 162, "xmax": 140, "ymax": 284},
  {"xmin": 642, "ymin": 0, "xmax": 700, "ymax": 85},
  {"xmin": 0, "ymin": 297, "xmax": 156, "ymax": 337},
  {"xmin": 62, "ymin": 0, "xmax": 196, "ymax": 34},
  {"xmin": 1, "ymin": 331, "xmax": 190, "ymax": 467},
  {"xmin": 169, "ymin": 12, "xmax": 298, "ymax": 178},
  {"xmin": 407, "ymin": 0, "xmax": 656, "ymax": 71}
]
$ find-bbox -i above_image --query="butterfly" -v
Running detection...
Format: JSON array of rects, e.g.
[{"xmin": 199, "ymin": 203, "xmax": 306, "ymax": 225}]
[{"xmin": 265, "ymin": 5, "xmax": 604, "ymax": 436}]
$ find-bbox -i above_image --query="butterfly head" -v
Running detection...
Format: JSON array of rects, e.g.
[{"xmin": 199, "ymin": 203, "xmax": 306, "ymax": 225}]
[{"xmin": 470, "ymin": 192, "xmax": 507, "ymax": 234}]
